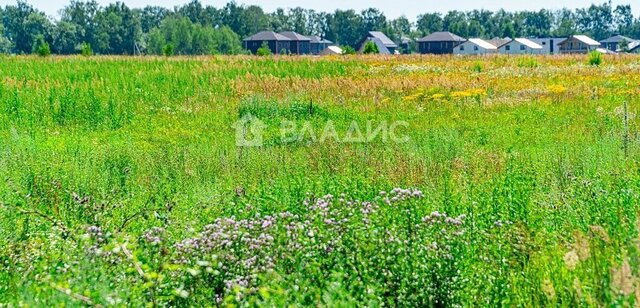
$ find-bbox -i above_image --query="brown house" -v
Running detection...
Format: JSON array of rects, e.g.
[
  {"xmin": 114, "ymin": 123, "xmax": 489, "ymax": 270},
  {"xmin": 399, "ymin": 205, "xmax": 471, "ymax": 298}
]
[{"xmin": 558, "ymin": 35, "xmax": 600, "ymax": 54}]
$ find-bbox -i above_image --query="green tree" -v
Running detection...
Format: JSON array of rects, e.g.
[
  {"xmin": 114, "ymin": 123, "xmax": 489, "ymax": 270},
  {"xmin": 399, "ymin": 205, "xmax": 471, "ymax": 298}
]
[
  {"xmin": 33, "ymin": 35, "xmax": 50, "ymax": 56},
  {"xmin": 328, "ymin": 9, "xmax": 363, "ymax": 47},
  {"xmin": 256, "ymin": 41, "xmax": 271, "ymax": 56},
  {"xmin": 52, "ymin": 21, "xmax": 78, "ymax": 54},
  {"xmin": 416, "ymin": 13, "xmax": 443, "ymax": 36},
  {"xmin": 341, "ymin": 45, "xmax": 356, "ymax": 55},
  {"xmin": 363, "ymin": 40, "xmax": 379, "ymax": 54},
  {"xmin": 162, "ymin": 43, "xmax": 174, "ymax": 56},
  {"xmin": 81, "ymin": 42, "xmax": 92, "ymax": 55}
]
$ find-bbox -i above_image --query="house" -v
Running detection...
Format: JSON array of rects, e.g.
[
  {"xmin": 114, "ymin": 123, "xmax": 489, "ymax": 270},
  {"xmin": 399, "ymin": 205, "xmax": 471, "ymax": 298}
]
[
  {"xmin": 629, "ymin": 41, "xmax": 640, "ymax": 53},
  {"xmin": 529, "ymin": 38, "xmax": 564, "ymax": 55},
  {"xmin": 279, "ymin": 31, "xmax": 311, "ymax": 54},
  {"xmin": 399, "ymin": 37, "xmax": 413, "ymax": 54},
  {"xmin": 417, "ymin": 31, "xmax": 466, "ymax": 54},
  {"xmin": 243, "ymin": 31, "xmax": 291, "ymax": 54},
  {"xmin": 498, "ymin": 38, "xmax": 543, "ymax": 54},
  {"xmin": 307, "ymin": 36, "xmax": 333, "ymax": 54},
  {"xmin": 486, "ymin": 38, "xmax": 511, "ymax": 49},
  {"xmin": 558, "ymin": 35, "xmax": 600, "ymax": 54},
  {"xmin": 357, "ymin": 31, "xmax": 398, "ymax": 54},
  {"xmin": 453, "ymin": 38, "xmax": 498, "ymax": 55},
  {"xmin": 600, "ymin": 35, "xmax": 636, "ymax": 52},
  {"xmin": 319, "ymin": 46, "xmax": 343, "ymax": 55}
]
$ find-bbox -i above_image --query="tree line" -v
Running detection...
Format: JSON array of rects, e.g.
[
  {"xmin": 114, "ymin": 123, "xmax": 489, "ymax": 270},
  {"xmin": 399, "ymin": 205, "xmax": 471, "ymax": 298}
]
[{"xmin": 1, "ymin": 0, "xmax": 639, "ymax": 55}]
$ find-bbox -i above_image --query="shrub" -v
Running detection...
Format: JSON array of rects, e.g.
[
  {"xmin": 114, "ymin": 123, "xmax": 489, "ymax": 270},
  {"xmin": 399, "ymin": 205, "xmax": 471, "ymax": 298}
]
[
  {"xmin": 341, "ymin": 46, "xmax": 356, "ymax": 55},
  {"xmin": 80, "ymin": 43, "xmax": 92, "ymax": 56},
  {"xmin": 471, "ymin": 62, "xmax": 483, "ymax": 73},
  {"xmin": 588, "ymin": 50, "xmax": 602, "ymax": 66},
  {"xmin": 363, "ymin": 41, "xmax": 379, "ymax": 54},
  {"xmin": 33, "ymin": 36, "xmax": 51, "ymax": 57},
  {"xmin": 162, "ymin": 44, "xmax": 174, "ymax": 56},
  {"xmin": 256, "ymin": 41, "xmax": 272, "ymax": 56}
]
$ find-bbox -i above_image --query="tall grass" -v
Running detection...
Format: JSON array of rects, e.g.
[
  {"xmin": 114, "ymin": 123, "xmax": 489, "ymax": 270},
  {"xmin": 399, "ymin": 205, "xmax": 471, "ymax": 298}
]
[{"xmin": 0, "ymin": 55, "xmax": 639, "ymax": 306}]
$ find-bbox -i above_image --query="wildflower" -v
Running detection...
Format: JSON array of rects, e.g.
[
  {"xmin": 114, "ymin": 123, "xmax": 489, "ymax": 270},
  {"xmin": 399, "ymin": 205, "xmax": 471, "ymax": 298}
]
[
  {"xmin": 611, "ymin": 257, "xmax": 635, "ymax": 296},
  {"xmin": 563, "ymin": 250, "xmax": 579, "ymax": 271},
  {"xmin": 589, "ymin": 225, "xmax": 610, "ymax": 243},
  {"xmin": 542, "ymin": 279, "xmax": 556, "ymax": 300}
]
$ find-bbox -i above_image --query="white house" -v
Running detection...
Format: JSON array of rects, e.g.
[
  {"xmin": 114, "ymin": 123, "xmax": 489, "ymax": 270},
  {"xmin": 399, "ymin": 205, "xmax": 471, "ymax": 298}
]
[
  {"xmin": 529, "ymin": 38, "xmax": 564, "ymax": 55},
  {"xmin": 498, "ymin": 38, "xmax": 543, "ymax": 54},
  {"xmin": 319, "ymin": 46, "xmax": 343, "ymax": 55},
  {"xmin": 453, "ymin": 38, "xmax": 498, "ymax": 55}
]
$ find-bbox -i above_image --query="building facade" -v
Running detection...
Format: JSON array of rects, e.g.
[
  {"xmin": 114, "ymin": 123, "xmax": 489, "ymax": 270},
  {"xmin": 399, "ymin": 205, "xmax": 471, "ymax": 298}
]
[{"xmin": 417, "ymin": 31, "xmax": 466, "ymax": 54}]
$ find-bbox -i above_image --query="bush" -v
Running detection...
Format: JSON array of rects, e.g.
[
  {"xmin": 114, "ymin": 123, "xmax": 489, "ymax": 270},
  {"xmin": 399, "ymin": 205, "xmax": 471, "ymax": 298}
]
[
  {"xmin": 162, "ymin": 44, "xmax": 174, "ymax": 56},
  {"xmin": 341, "ymin": 46, "xmax": 356, "ymax": 55},
  {"xmin": 33, "ymin": 36, "xmax": 51, "ymax": 57},
  {"xmin": 588, "ymin": 50, "xmax": 602, "ymax": 66},
  {"xmin": 80, "ymin": 43, "xmax": 92, "ymax": 56},
  {"xmin": 363, "ymin": 41, "xmax": 379, "ymax": 54},
  {"xmin": 256, "ymin": 41, "xmax": 272, "ymax": 56},
  {"xmin": 471, "ymin": 62, "xmax": 483, "ymax": 73}
]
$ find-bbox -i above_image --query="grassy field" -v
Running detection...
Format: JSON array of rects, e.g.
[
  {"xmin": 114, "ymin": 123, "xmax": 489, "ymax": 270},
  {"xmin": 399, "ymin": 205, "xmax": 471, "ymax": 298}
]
[{"xmin": 1, "ymin": 54, "xmax": 640, "ymax": 306}]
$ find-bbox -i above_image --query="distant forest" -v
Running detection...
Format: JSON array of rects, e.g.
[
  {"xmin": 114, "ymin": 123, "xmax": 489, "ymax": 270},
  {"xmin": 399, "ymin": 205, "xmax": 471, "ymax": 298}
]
[{"xmin": 0, "ymin": 0, "xmax": 638, "ymax": 55}]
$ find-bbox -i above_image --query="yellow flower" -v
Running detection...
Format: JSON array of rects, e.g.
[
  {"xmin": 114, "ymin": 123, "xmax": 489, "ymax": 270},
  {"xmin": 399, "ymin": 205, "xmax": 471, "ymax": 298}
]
[
  {"xmin": 451, "ymin": 91, "xmax": 471, "ymax": 98},
  {"xmin": 431, "ymin": 93, "xmax": 445, "ymax": 100},
  {"xmin": 547, "ymin": 85, "xmax": 567, "ymax": 95}
]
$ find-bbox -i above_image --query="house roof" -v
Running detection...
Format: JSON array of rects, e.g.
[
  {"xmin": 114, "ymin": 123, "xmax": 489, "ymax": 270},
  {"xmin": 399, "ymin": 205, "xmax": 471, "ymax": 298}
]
[
  {"xmin": 279, "ymin": 31, "xmax": 311, "ymax": 41},
  {"xmin": 513, "ymin": 38, "xmax": 543, "ymax": 49},
  {"xmin": 320, "ymin": 46, "xmax": 343, "ymax": 55},
  {"xmin": 627, "ymin": 41, "xmax": 640, "ymax": 52},
  {"xmin": 417, "ymin": 31, "xmax": 466, "ymax": 42},
  {"xmin": 464, "ymin": 38, "xmax": 498, "ymax": 50},
  {"xmin": 562, "ymin": 35, "xmax": 600, "ymax": 46},
  {"xmin": 243, "ymin": 31, "xmax": 291, "ymax": 41},
  {"xmin": 600, "ymin": 34, "xmax": 635, "ymax": 44},
  {"xmin": 486, "ymin": 38, "xmax": 510, "ymax": 48},
  {"xmin": 367, "ymin": 31, "xmax": 397, "ymax": 48},
  {"xmin": 307, "ymin": 35, "xmax": 333, "ymax": 44}
]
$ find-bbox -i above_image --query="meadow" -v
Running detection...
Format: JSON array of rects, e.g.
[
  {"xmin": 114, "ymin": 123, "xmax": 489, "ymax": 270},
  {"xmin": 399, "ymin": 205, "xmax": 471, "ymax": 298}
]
[{"xmin": 1, "ymin": 54, "xmax": 640, "ymax": 306}]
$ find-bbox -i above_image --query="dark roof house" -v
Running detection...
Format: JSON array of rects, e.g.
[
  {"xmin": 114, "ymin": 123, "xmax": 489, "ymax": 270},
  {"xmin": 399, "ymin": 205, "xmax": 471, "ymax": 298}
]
[
  {"xmin": 307, "ymin": 35, "xmax": 333, "ymax": 55},
  {"xmin": 279, "ymin": 31, "xmax": 311, "ymax": 54},
  {"xmin": 600, "ymin": 35, "xmax": 636, "ymax": 52},
  {"xmin": 243, "ymin": 31, "xmax": 291, "ymax": 55},
  {"xmin": 358, "ymin": 31, "xmax": 398, "ymax": 54},
  {"xmin": 417, "ymin": 31, "xmax": 466, "ymax": 54}
]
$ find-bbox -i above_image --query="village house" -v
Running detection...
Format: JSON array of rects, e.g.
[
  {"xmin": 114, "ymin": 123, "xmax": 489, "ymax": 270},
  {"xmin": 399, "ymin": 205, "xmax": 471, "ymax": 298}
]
[
  {"xmin": 279, "ymin": 31, "xmax": 311, "ymax": 54},
  {"xmin": 417, "ymin": 31, "xmax": 466, "ymax": 54},
  {"xmin": 307, "ymin": 36, "xmax": 334, "ymax": 54},
  {"xmin": 243, "ymin": 31, "xmax": 291, "ymax": 54},
  {"xmin": 558, "ymin": 35, "xmax": 600, "ymax": 54},
  {"xmin": 529, "ymin": 38, "xmax": 564, "ymax": 55},
  {"xmin": 498, "ymin": 38, "xmax": 543, "ymax": 54},
  {"xmin": 319, "ymin": 45, "xmax": 343, "ymax": 55},
  {"xmin": 600, "ymin": 34, "xmax": 636, "ymax": 52},
  {"xmin": 453, "ymin": 38, "xmax": 498, "ymax": 55},
  {"xmin": 357, "ymin": 31, "xmax": 398, "ymax": 54},
  {"xmin": 486, "ymin": 38, "xmax": 510, "ymax": 50},
  {"xmin": 629, "ymin": 41, "xmax": 640, "ymax": 53}
]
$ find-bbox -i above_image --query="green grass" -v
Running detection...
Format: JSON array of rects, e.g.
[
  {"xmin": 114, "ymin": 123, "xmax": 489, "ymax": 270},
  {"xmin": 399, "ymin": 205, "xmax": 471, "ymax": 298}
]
[{"xmin": 1, "ymin": 55, "xmax": 640, "ymax": 306}]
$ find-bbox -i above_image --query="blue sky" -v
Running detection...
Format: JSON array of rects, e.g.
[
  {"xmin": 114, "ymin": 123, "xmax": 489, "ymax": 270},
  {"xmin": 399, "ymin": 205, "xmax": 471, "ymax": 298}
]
[{"xmin": 5, "ymin": 0, "xmax": 639, "ymax": 20}]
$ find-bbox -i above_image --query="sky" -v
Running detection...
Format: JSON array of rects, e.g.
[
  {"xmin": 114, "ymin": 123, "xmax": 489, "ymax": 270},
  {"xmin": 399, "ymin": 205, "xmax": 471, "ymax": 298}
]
[{"xmin": 3, "ymin": 0, "xmax": 639, "ymax": 21}]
